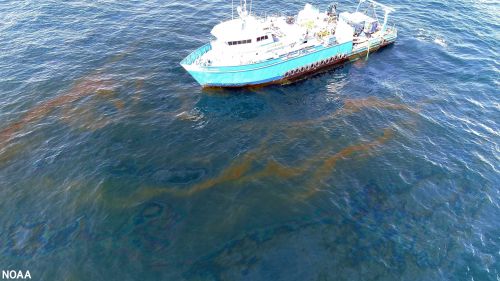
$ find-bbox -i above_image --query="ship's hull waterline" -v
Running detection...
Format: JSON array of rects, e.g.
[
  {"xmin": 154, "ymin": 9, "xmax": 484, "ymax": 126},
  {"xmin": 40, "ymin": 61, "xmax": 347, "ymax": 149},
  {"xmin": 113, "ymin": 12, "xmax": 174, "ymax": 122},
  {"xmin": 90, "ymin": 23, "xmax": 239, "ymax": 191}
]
[{"xmin": 181, "ymin": 31, "xmax": 397, "ymax": 88}]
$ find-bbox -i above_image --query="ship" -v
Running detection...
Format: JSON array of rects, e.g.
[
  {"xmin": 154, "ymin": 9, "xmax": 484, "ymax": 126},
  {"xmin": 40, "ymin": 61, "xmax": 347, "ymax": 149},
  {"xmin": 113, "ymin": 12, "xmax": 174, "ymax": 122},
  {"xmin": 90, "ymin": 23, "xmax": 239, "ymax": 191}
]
[{"xmin": 180, "ymin": 0, "xmax": 397, "ymax": 88}]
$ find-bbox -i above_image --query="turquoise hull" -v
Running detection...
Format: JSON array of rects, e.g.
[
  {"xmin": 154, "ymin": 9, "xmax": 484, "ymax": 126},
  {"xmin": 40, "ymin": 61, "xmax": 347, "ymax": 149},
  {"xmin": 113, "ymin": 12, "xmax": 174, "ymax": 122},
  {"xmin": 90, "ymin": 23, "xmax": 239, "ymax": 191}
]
[{"xmin": 181, "ymin": 31, "xmax": 397, "ymax": 87}]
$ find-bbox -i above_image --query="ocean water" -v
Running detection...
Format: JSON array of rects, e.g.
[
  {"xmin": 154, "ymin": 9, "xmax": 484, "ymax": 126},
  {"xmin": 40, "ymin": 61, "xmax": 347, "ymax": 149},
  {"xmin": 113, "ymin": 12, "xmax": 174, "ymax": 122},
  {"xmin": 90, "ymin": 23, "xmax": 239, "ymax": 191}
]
[{"xmin": 0, "ymin": 0, "xmax": 499, "ymax": 280}]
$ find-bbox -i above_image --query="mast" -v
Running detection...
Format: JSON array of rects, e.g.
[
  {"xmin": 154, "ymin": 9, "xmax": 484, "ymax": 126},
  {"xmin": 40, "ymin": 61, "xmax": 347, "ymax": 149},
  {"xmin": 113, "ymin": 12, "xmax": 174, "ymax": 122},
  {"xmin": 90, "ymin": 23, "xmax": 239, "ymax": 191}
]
[
  {"xmin": 355, "ymin": 0, "xmax": 365, "ymax": 13},
  {"xmin": 237, "ymin": 0, "xmax": 248, "ymax": 18},
  {"xmin": 381, "ymin": 8, "xmax": 390, "ymax": 33}
]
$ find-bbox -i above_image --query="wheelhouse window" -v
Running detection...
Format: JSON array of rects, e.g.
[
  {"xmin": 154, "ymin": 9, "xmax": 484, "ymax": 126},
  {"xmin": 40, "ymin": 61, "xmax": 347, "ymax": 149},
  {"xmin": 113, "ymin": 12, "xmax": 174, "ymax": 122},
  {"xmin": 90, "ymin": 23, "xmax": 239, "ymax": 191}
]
[
  {"xmin": 256, "ymin": 35, "xmax": 269, "ymax": 42},
  {"xmin": 227, "ymin": 39, "xmax": 252, "ymax": 46}
]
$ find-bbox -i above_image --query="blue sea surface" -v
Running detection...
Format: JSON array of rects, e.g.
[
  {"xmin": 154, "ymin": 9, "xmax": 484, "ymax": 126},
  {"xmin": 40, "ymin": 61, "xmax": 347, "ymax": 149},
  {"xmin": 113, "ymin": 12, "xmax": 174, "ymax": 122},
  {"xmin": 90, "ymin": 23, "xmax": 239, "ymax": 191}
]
[{"xmin": 0, "ymin": 0, "xmax": 499, "ymax": 280}]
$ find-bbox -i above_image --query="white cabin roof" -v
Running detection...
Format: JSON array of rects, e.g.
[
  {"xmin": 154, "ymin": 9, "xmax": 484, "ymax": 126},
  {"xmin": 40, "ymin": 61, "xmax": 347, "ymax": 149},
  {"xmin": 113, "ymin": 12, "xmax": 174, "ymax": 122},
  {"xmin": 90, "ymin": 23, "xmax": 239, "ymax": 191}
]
[
  {"xmin": 211, "ymin": 17, "xmax": 266, "ymax": 41},
  {"xmin": 339, "ymin": 12, "xmax": 377, "ymax": 24}
]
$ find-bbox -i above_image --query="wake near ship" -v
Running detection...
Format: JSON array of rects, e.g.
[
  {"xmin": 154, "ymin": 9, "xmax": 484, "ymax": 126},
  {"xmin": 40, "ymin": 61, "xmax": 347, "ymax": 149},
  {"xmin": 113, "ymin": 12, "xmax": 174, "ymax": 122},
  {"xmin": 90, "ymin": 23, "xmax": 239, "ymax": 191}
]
[{"xmin": 180, "ymin": 0, "xmax": 397, "ymax": 87}]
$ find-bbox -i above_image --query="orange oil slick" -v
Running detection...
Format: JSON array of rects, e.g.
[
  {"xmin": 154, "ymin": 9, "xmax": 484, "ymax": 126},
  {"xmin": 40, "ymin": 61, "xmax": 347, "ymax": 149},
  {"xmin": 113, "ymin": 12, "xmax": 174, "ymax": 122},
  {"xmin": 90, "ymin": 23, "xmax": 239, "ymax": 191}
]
[
  {"xmin": 341, "ymin": 97, "xmax": 416, "ymax": 114},
  {"xmin": 164, "ymin": 131, "xmax": 275, "ymax": 197},
  {"xmin": 290, "ymin": 97, "xmax": 417, "ymax": 127},
  {"xmin": 255, "ymin": 160, "xmax": 306, "ymax": 178},
  {"xmin": 109, "ymin": 125, "xmax": 395, "ymax": 206},
  {"xmin": 0, "ymin": 77, "xmax": 116, "ymax": 149},
  {"xmin": 132, "ymin": 79, "xmax": 144, "ymax": 104},
  {"xmin": 0, "ymin": 43, "xmax": 142, "ymax": 155},
  {"xmin": 0, "ymin": 142, "xmax": 27, "ymax": 167},
  {"xmin": 107, "ymin": 132, "xmax": 277, "ymax": 207},
  {"xmin": 113, "ymin": 100, "xmax": 125, "ymax": 110},
  {"xmin": 297, "ymin": 128, "xmax": 394, "ymax": 200},
  {"xmin": 0, "ymin": 42, "xmax": 139, "ymax": 151},
  {"xmin": 100, "ymin": 97, "xmax": 417, "ymax": 206}
]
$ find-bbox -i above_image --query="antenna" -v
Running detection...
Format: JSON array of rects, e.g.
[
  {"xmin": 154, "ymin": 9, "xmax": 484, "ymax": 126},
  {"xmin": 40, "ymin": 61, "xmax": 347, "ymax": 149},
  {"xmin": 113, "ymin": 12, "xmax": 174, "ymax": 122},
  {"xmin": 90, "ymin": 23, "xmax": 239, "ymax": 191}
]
[
  {"xmin": 237, "ymin": 0, "xmax": 248, "ymax": 17},
  {"xmin": 356, "ymin": 0, "xmax": 366, "ymax": 12}
]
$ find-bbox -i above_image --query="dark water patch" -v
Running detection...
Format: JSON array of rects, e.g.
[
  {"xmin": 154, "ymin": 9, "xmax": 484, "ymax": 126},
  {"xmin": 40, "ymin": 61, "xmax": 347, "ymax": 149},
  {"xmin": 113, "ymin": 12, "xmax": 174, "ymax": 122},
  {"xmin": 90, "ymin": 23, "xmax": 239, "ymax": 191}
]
[
  {"xmin": 151, "ymin": 167, "xmax": 207, "ymax": 185},
  {"xmin": 184, "ymin": 215, "xmax": 415, "ymax": 280},
  {"xmin": 196, "ymin": 93, "xmax": 270, "ymax": 121},
  {"xmin": 128, "ymin": 201, "xmax": 181, "ymax": 253},
  {"xmin": 134, "ymin": 202, "xmax": 165, "ymax": 225},
  {"xmin": 6, "ymin": 222, "xmax": 47, "ymax": 258},
  {"xmin": 44, "ymin": 218, "xmax": 83, "ymax": 252}
]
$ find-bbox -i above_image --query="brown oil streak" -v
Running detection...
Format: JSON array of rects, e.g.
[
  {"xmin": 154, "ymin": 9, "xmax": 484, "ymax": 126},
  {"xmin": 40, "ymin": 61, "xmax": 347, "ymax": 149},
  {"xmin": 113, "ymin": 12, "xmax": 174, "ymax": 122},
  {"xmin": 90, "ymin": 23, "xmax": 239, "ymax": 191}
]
[
  {"xmin": 111, "ymin": 131, "xmax": 276, "ymax": 206},
  {"xmin": 0, "ymin": 44, "xmax": 138, "ymax": 154},
  {"xmin": 290, "ymin": 97, "xmax": 417, "ymax": 128},
  {"xmin": 341, "ymin": 97, "xmax": 416, "ymax": 114},
  {"xmin": 0, "ymin": 78, "xmax": 115, "ymax": 148},
  {"xmin": 258, "ymin": 160, "xmax": 306, "ymax": 178},
  {"xmin": 218, "ymin": 128, "xmax": 336, "ymax": 187},
  {"xmin": 0, "ymin": 142, "xmax": 28, "ymax": 167},
  {"xmin": 297, "ymin": 128, "xmax": 394, "ymax": 199},
  {"xmin": 103, "ymin": 97, "xmax": 414, "ymax": 206},
  {"xmin": 234, "ymin": 159, "xmax": 305, "ymax": 185},
  {"xmin": 132, "ymin": 79, "xmax": 144, "ymax": 104},
  {"xmin": 113, "ymin": 100, "xmax": 125, "ymax": 110},
  {"xmin": 169, "ymin": 130, "xmax": 277, "ymax": 197},
  {"xmin": 109, "ymin": 125, "xmax": 393, "ymax": 206},
  {"xmin": 60, "ymin": 87, "xmax": 126, "ymax": 129}
]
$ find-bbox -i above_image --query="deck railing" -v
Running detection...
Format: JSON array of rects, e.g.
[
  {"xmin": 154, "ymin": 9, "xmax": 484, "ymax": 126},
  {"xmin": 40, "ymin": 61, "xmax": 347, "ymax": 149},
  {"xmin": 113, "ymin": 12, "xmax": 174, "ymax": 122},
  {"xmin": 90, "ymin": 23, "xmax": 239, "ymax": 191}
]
[{"xmin": 180, "ymin": 43, "xmax": 212, "ymax": 66}]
